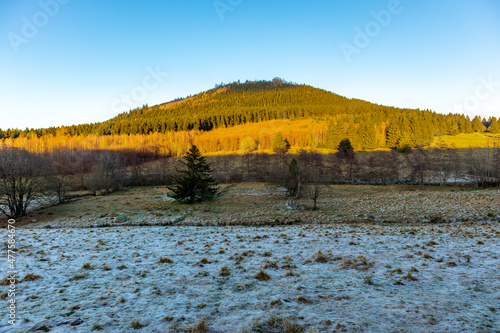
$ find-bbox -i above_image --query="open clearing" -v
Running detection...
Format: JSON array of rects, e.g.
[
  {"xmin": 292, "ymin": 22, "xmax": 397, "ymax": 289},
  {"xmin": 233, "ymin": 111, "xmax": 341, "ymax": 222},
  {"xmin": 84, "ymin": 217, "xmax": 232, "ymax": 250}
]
[
  {"xmin": 2, "ymin": 185, "xmax": 500, "ymax": 332},
  {"xmin": 16, "ymin": 184, "xmax": 500, "ymax": 228}
]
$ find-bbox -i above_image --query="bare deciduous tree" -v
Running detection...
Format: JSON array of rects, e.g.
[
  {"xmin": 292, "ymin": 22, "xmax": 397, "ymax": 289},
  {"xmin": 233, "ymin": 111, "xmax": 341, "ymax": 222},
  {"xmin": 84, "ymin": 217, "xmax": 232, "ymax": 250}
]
[
  {"xmin": 306, "ymin": 174, "xmax": 325, "ymax": 210},
  {"xmin": 406, "ymin": 147, "xmax": 429, "ymax": 185},
  {"xmin": 88, "ymin": 151, "xmax": 126, "ymax": 195},
  {"xmin": 47, "ymin": 149, "xmax": 73, "ymax": 203},
  {"xmin": 0, "ymin": 148, "xmax": 47, "ymax": 218}
]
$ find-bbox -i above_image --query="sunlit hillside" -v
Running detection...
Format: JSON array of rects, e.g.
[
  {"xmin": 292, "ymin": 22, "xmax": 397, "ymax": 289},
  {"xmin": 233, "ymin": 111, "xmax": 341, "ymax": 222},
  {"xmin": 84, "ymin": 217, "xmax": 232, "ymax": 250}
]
[{"xmin": 1, "ymin": 79, "xmax": 498, "ymax": 155}]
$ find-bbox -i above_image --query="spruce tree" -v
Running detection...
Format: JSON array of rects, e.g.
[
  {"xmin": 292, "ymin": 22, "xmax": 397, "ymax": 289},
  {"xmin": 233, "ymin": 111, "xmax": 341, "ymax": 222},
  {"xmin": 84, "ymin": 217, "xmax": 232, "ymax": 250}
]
[
  {"xmin": 489, "ymin": 117, "xmax": 500, "ymax": 133},
  {"xmin": 472, "ymin": 116, "xmax": 484, "ymax": 133},
  {"xmin": 464, "ymin": 116, "xmax": 473, "ymax": 133},
  {"xmin": 359, "ymin": 122, "xmax": 377, "ymax": 150},
  {"xmin": 169, "ymin": 145, "xmax": 219, "ymax": 204},
  {"xmin": 273, "ymin": 132, "xmax": 289, "ymax": 154},
  {"xmin": 326, "ymin": 120, "xmax": 345, "ymax": 150},
  {"xmin": 386, "ymin": 123, "xmax": 401, "ymax": 149}
]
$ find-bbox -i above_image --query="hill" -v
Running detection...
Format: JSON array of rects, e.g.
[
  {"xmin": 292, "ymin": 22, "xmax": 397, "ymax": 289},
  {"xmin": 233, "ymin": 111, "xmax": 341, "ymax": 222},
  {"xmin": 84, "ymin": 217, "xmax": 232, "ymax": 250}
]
[{"xmin": 0, "ymin": 79, "xmax": 497, "ymax": 154}]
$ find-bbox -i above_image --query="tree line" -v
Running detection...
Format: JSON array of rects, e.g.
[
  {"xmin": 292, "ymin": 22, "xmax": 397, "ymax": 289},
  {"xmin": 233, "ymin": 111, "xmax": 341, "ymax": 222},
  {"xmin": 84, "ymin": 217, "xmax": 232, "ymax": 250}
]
[{"xmin": 2, "ymin": 139, "xmax": 500, "ymax": 218}]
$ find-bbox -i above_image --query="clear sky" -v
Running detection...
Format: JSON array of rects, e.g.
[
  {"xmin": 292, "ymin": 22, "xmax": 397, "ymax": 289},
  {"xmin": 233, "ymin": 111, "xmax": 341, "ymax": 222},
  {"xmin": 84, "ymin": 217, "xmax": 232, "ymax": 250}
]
[{"xmin": 1, "ymin": 0, "xmax": 499, "ymax": 130}]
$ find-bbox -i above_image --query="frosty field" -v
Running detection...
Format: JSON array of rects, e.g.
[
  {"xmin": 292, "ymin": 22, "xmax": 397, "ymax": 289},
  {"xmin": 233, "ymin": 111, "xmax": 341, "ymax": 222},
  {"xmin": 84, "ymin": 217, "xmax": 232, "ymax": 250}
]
[
  {"xmin": 1, "ymin": 184, "xmax": 500, "ymax": 332},
  {"xmin": 3, "ymin": 221, "xmax": 499, "ymax": 332}
]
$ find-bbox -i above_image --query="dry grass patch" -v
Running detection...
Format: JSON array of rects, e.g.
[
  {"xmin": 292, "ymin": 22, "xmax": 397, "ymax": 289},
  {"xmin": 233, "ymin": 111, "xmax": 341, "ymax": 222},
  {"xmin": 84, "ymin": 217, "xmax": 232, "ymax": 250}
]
[
  {"xmin": 189, "ymin": 318, "xmax": 210, "ymax": 333},
  {"xmin": 69, "ymin": 273, "xmax": 87, "ymax": 281},
  {"xmin": 297, "ymin": 295, "xmax": 313, "ymax": 304},
  {"xmin": 341, "ymin": 255, "xmax": 373, "ymax": 271},
  {"xmin": 264, "ymin": 260, "xmax": 279, "ymax": 269},
  {"xmin": 403, "ymin": 272, "xmax": 418, "ymax": 281},
  {"xmin": 248, "ymin": 314, "xmax": 305, "ymax": 333},
  {"xmin": 219, "ymin": 265, "xmax": 231, "ymax": 277},
  {"xmin": 91, "ymin": 323, "xmax": 103, "ymax": 331},
  {"xmin": 22, "ymin": 273, "xmax": 41, "ymax": 282},
  {"xmin": 0, "ymin": 275, "xmax": 18, "ymax": 285},
  {"xmin": 131, "ymin": 319, "xmax": 145, "ymax": 329},
  {"xmin": 159, "ymin": 257, "xmax": 173, "ymax": 264},
  {"xmin": 254, "ymin": 269, "xmax": 271, "ymax": 281},
  {"xmin": 82, "ymin": 262, "xmax": 93, "ymax": 270},
  {"xmin": 312, "ymin": 250, "xmax": 329, "ymax": 263}
]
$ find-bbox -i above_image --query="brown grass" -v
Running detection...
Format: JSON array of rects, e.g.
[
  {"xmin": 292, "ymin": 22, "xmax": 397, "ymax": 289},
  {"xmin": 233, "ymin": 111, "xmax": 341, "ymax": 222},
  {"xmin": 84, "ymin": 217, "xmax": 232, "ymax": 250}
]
[
  {"xmin": 219, "ymin": 265, "xmax": 231, "ymax": 277},
  {"xmin": 159, "ymin": 257, "xmax": 173, "ymax": 263},
  {"xmin": 22, "ymin": 273, "xmax": 42, "ymax": 282},
  {"xmin": 313, "ymin": 250, "xmax": 329, "ymax": 263},
  {"xmin": 249, "ymin": 315, "xmax": 305, "ymax": 333},
  {"xmin": 254, "ymin": 269, "xmax": 271, "ymax": 281},
  {"xmin": 189, "ymin": 318, "xmax": 210, "ymax": 333},
  {"xmin": 341, "ymin": 255, "xmax": 373, "ymax": 271},
  {"xmin": 131, "ymin": 319, "xmax": 144, "ymax": 329}
]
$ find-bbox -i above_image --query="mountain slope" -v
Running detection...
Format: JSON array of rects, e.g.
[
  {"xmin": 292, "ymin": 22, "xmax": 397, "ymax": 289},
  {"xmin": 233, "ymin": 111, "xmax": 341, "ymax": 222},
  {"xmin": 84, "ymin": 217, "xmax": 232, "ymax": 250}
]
[{"xmin": 0, "ymin": 79, "xmax": 483, "ymax": 152}]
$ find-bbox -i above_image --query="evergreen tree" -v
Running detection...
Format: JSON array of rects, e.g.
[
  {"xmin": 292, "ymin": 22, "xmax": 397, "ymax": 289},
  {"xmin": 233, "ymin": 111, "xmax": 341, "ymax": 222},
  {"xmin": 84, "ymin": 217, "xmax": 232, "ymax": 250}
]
[
  {"xmin": 464, "ymin": 116, "xmax": 473, "ymax": 133},
  {"xmin": 336, "ymin": 138, "xmax": 356, "ymax": 180},
  {"xmin": 489, "ymin": 117, "xmax": 500, "ymax": 133},
  {"xmin": 386, "ymin": 123, "xmax": 401, "ymax": 148},
  {"xmin": 273, "ymin": 132, "xmax": 289, "ymax": 154},
  {"xmin": 358, "ymin": 122, "xmax": 377, "ymax": 150},
  {"xmin": 336, "ymin": 139, "xmax": 355, "ymax": 160},
  {"xmin": 325, "ymin": 120, "xmax": 345, "ymax": 150},
  {"xmin": 169, "ymin": 145, "xmax": 219, "ymax": 203},
  {"xmin": 472, "ymin": 116, "xmax": 484, "ymax": 133},
  {"xmin": 446, "ymin": 119, "xmax": 459, "ymax": 135}
]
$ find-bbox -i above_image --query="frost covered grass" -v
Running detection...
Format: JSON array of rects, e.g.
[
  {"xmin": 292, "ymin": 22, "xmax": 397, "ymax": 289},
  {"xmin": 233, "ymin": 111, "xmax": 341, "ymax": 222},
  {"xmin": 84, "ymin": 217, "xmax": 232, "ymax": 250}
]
[{"xmin": 3, "ymin": 221, "xmax": 499, "ymax": 332}]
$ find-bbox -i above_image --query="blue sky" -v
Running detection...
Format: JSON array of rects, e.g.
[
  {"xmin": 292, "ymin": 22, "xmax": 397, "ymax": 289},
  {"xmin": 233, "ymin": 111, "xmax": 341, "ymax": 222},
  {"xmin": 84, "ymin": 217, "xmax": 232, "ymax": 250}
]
[{"xmin": 1, "ymin": 0, "xmax": 499, "ymax": 130}]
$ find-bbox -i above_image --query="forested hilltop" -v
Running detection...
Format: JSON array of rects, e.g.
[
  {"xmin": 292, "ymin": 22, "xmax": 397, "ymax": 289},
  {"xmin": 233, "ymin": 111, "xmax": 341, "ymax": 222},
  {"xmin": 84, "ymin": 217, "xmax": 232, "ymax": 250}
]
[{"xmin": 1, "ymin": 79, "xmax": 498, "ymax": 154}]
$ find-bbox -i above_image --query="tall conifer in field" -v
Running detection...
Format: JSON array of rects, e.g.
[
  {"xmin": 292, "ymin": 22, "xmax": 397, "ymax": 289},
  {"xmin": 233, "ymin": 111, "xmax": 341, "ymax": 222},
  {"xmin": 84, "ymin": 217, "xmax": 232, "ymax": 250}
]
[{"xmin": 169, "ymin": 145, "xmax": 219, "ymax": 203}]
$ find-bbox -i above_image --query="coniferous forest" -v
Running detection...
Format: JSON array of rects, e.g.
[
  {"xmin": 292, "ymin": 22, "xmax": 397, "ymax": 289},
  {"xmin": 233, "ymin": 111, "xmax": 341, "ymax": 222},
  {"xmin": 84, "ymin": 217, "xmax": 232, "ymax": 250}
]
[{"xmin": 1, "ymin": 79, "xmax": 497, "ymax": 156}]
